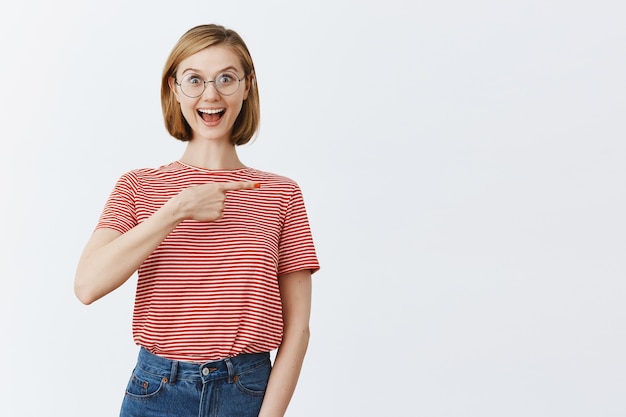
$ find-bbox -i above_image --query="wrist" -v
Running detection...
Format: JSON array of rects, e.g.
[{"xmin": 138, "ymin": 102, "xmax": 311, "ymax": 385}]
[{"xmin": 163, "ymin": 192, "xmax": 188, "ymax": 224}]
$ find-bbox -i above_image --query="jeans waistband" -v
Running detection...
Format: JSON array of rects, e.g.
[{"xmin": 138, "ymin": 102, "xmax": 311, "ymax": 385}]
[{"xmin": 135, "ymin": 347, "xmax": 270, "ymax": 384}]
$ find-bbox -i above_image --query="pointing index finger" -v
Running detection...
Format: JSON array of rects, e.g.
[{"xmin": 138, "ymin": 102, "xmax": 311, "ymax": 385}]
[{"xmin": 221, "ymin": 181, "xmax": 261, "ymax": 192}]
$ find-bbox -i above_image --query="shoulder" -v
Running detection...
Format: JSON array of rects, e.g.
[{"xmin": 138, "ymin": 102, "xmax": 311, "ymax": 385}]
[
  {"xmin": 108, "ymin": 162, "xmax": 180, "ymax": 194},
  {"xmin": 249, "ymin": 168, "xmax": 300, "ymax": 189},
  {"xmin": 120, "ymin": 161, "xmax": 180, "ymax": 181}
]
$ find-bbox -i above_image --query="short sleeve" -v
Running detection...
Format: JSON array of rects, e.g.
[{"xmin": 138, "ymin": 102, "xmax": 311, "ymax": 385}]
[
  {"xmin": 277, "ymin": 184, "xmax": 320, "ymax": 276},
  {"xmin": 96, "ymin": 171, "xmax": 139, "ymax": 234}
]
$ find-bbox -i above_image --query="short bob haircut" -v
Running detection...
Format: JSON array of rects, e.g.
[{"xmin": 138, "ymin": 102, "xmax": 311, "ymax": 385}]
[{"xmin": 161, "ymin": 24, "xmax": 260, "ymax": 145}]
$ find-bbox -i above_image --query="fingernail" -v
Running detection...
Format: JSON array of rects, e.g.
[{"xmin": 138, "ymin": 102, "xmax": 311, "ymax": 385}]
[{"xmin": 254, "ymin": 183, "xmax": 261, "ymax": 188}]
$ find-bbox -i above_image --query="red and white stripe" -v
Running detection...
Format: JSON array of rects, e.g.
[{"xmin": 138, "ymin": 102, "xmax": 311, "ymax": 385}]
[{"xmin": 97, "ymin": 161, "xmax": 319, "ymax": 362}]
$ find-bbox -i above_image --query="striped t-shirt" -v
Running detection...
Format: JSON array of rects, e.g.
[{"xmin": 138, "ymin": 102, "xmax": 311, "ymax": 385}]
[{"xmin": 96, "ymin": 160, "xmax": 320, "ymax": 362}]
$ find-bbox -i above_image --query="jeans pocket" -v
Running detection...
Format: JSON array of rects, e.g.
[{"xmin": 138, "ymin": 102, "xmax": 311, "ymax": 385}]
[
  {"xmin": 124, "ymin": 367, "xmax": 166, "ymax": 399},
  {"xmin": 234, "ymin": 359, "xmax": 271, "ymax": 396}
]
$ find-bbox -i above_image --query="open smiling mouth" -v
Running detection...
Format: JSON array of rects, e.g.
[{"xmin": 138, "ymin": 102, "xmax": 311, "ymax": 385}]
[{"xmin": 198, "ymin": 108, "xmax": 225, "ymax": 123}]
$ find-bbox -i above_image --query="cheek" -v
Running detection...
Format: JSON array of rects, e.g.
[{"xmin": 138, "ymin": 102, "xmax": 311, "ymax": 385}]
[
  {"xmin": 177, "ymin": 102, "xmax": 196, "ymax": 124},
  {"xmin": 182, "ymin": 106, "xmax": 196, "ymax": 122},
  {"xmin": 230, "ymin": 101, "xmax": 245, "ymax": 119}
]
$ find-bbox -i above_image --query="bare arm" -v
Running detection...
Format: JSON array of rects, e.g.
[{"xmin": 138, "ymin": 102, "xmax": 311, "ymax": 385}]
[
  {"xmin": 74, "ymin": 181, "xmax": 259, "ymax": 305},
  {"xmin": 259, "ymin": 270, "xmax": 312, "ymax": 417},
  {"xmin": 74, "ymin": 200, "xmax": 182, "ymax": 305}
]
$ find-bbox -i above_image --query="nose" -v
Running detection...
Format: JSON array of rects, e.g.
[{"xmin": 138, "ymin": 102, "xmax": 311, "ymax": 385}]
[{"xmin": 202, "ymin": 81, "xmax": 220, "ymax": 100}]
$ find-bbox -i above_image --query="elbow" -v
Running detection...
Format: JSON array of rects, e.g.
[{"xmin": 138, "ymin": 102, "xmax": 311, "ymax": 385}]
[
  {"xmin": 288, "ymin": 324, "xmax": 310, "ymax": 347},
  {"xmin": 74, "ymin": 275, "xmax": 98, "ymax": 305},
  {"xmin": 74, "ymin": 284, "xmax": 95, "ymax": 305},
  {"xmin": 282, "ymin": 322, "xmax": 310, "ymax": 342}
]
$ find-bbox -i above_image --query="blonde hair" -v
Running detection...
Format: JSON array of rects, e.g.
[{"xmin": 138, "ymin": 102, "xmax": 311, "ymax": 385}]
[{"xmin": 161, "ymin": 24, "xmax": 260, "ymax": 145}]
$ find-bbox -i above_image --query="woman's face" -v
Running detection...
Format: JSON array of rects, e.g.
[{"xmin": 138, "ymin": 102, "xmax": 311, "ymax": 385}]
[{"xmin": 171, "ymin": 45, "xmax": 250, "ymax": 143}]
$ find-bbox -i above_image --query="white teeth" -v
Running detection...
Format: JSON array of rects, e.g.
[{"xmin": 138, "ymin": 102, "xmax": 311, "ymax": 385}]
[{"xmin": 198, "ymin": 108, "xmax": 224, "ymax": 114}]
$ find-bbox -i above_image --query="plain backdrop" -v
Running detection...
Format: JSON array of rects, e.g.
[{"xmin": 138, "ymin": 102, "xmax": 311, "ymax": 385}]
[{"xmin": 1, "ymin": 0, "xmax": 625, "ymax": 416}]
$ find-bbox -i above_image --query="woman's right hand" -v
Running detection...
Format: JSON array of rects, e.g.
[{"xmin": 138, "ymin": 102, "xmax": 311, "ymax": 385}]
[{"xmin": 172, "ymin": 181, "xmax": 260, "ymax": 222}]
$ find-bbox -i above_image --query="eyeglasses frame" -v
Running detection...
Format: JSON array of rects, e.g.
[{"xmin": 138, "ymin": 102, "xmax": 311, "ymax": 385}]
[{"xmin": 174, "ymin": 71, "xmax": 246, "ymax": 98}]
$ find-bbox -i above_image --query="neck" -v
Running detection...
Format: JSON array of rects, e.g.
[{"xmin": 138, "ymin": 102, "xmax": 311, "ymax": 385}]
[{"xmin": 180, "ymin": 138, "xmax": 245, "ymax": 170}]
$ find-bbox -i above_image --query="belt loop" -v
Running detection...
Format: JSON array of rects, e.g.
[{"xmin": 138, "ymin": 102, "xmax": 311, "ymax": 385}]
[
  {"xmin": 169, "ymin": 360, "xmax": 179, "ymax": 385},
  {"xmin": 225, "ymin": 357, "xmax": 235, "ymax": 383}
]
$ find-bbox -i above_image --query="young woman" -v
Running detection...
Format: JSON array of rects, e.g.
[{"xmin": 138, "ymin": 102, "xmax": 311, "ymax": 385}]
[{"xmin": 74, "ymin": 24, "xmax": 320, "ymax": 417}]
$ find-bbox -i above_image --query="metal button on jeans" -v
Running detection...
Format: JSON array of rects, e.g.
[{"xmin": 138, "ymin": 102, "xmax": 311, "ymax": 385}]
[{"xmin": 202, "ymin": 367, "xmax": 210, "ymax": 376}]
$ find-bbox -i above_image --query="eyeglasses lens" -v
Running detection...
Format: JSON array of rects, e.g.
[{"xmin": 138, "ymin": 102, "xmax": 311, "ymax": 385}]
[{"xmin": 180, "ymin": 71, "xmax": 240, "ymax": 97}]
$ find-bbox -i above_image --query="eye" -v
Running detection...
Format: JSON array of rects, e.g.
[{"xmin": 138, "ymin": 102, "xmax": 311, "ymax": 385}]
[
  {"xmin": 217, "ymin": 72, "xmax": 235, "ymax": 85},
  {"xmin": 183, "ymin": 75, "xmax": 203, "ymax": 85}
]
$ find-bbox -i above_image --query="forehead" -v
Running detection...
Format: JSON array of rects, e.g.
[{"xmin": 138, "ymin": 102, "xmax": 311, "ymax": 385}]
[{"xmin": 177, "ymin": 45, "xmax": 243, "ymax": 75}]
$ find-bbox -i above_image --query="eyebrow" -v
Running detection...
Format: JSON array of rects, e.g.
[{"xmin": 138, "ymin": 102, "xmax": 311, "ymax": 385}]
[{"xmin": 180, "ymin": 66, "xmax": 241, "ymax": 76}]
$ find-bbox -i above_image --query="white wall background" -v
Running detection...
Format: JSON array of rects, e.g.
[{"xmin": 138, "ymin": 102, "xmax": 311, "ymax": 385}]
[{"xmin": 1, "ymin": 0, "xmax": 625, "ymax": 416}]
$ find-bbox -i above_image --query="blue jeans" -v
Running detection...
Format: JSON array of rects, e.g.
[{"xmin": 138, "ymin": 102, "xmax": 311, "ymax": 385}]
[{"xmin": 120, "ymin": 347, "xmax": 271, "ymax": 417}]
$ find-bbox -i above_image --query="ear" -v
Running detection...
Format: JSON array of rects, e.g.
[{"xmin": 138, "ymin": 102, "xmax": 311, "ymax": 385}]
[
  {"xmin": 168, "ymin": 76, "xmax": 181, "ymax": 103},
  {"xmin": 242, "ymin": 73, "xmax": 253, "ymax": 100}
]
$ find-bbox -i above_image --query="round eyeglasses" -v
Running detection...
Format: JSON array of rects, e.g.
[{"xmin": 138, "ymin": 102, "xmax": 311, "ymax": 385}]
[{"xmin": 175, "ymin": 71, "xmax": 245, "ymax": 98}]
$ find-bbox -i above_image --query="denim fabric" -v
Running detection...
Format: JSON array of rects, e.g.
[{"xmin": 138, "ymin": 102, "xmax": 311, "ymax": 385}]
[{"xmin": 120, "ymin": 347, "xmax": 271, "ymax": 417}]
